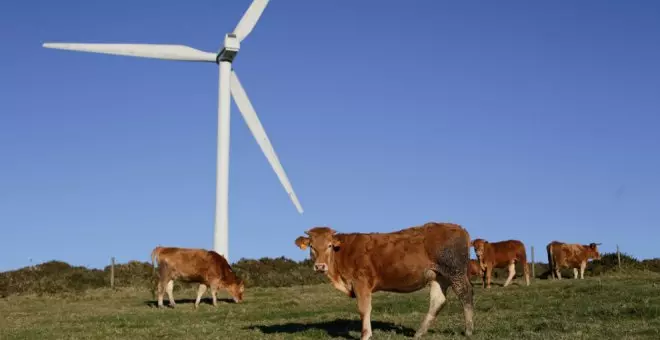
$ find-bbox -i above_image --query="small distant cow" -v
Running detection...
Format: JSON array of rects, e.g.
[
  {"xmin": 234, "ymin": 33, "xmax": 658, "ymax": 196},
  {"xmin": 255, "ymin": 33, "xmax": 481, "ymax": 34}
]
[
  {"xmin": 468, "ymin": 259, "xmax": 483, "ymax": 281},
  {"xmin": 546, "ymin": 241, "xmax": 601, "ymax": 279},
  {"xmin": 471, "ymin": 238, "xmax": 530, "ymax": 288},
  {"xmin": 295, "ymin": 222, "xmax": 474, "ymax": 340},
  {"xmin": 151, "ymin": 246, "xmax": 245, "ymax": 309}
]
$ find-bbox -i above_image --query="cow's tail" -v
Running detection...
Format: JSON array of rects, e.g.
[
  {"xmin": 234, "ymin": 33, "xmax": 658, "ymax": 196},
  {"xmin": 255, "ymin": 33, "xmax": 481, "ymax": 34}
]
[
  {"xmin": 520, "ymin": 248, "xmax": 531, "ymax": 286},
  {"xmin": 465, "ymin": 229, "xmax": 472, "ymax": 277},
  {"xmin": 151, "ymin": 246, "xmax": 161, "ymax": 275},
  {"xmin": 546, "ymin": 243, "xmax": 554, "ymax": 279},
  {"xmin": 150, "ymin": 246, "xmax": 162, "ymax": 300}
]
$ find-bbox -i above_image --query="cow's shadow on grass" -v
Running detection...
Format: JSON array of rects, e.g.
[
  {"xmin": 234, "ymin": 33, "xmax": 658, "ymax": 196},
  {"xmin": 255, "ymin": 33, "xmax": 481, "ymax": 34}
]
[
  {"xmin": 144, "ymin": 297, "xmax": 234, "ymax": 308},
  {"xmin": 472, "ymin": 279, "xmax": 532, "ymax": 289},
  {"xmin": 247, "ymin": 319, "xmax": 416, "ymax": 339}
]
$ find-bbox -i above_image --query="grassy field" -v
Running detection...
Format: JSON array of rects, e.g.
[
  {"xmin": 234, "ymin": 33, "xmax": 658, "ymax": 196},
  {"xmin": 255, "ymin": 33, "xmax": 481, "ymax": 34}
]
[{"xmin": 1, "ymin": 272, "xmax": 659, "ymax": 339}]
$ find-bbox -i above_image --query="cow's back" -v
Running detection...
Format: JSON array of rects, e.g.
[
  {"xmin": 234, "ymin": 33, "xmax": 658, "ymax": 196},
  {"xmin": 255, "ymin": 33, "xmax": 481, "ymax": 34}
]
[
  {"xmin": 156, "ymin": 247, "xmax": 217, "ymax": 282},
  {"xmin": 484, "ymin": 240, "xmax": 526, "ymax": 266},
  {"xmin": 563, "ymin": 244, "xmax": 589, "ymax": 267},
  {"xmin": 550, "ymin": 242, "xmax": 584, "ymax": 268},
  {"xmin": 334, "ymin": 222, "xmax": 469, "ymax": 293}
]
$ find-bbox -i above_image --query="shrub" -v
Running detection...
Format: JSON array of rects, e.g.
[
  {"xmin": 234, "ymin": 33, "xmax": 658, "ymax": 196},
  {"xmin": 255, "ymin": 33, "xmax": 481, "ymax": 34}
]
[
  {"xmin": 103, "ymin": 260, "xmax": 154, "ymax": 290},
  {"xmin": 0, "ymin": 257, "xmax": 327, "ymax": 297},
  {"xmin": 1, "ymin": 253, "xmax": 657, "ymax": 297},
  {"xmin": 0, "ymin": 261, "xmax": 106, "ymax": 297},
  {"xmin": 232, "ymin": 257, "xmax": 327, "ymax": 288}
]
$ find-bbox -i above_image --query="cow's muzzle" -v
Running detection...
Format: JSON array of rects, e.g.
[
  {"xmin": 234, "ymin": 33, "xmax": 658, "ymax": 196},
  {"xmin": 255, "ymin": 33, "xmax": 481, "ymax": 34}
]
[{"xmin": 314, "ymin": 263, "xmax": 328, "ymax": 273}]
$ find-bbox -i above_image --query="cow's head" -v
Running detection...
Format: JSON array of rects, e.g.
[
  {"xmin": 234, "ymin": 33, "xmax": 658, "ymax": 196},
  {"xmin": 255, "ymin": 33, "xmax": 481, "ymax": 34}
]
[
  {"xmin": 295, "ymin": 226, "xmax": 341, "ymax": 274},
  {"xmin": 226, "ymin": 278, "xmax": 245, "ymax": 303},
  {"xmin": 471, "ymin": 239, "xmax": 488, "ymax": 260},
  {"xmin": 586, "ymin": 243, "xmax": 602, "ymax": 260}
]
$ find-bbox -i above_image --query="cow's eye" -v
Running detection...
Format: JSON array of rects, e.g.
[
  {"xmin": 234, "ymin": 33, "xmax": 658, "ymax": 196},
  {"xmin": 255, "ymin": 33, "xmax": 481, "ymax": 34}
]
[{"xmin": 328, "ymin": 244, "xmax": 333, "ymax": 248}]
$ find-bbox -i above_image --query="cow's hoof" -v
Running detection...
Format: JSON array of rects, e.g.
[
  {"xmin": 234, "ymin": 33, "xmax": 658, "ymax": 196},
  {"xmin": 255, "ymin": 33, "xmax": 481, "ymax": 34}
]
[{"xmin": 360, "ymin": 329, "xmax": 372, "ymax": 340}]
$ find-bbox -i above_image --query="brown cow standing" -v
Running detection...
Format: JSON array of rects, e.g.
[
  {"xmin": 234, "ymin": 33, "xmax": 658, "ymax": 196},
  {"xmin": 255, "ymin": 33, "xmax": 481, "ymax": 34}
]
[
  {"xmin": 294, "ymin": 222, "xmax": 474, "ymax": 340},
  {"xmin": 546, "ymin": 241, "xmax": 601, "ymax": 279},
  {"xmin": 151, "ymin": 246, "xmax": 245, "ymax": 309},
  {"xmin": 471, "ymin": 238, "xmax": 530, "ymax": 289}
]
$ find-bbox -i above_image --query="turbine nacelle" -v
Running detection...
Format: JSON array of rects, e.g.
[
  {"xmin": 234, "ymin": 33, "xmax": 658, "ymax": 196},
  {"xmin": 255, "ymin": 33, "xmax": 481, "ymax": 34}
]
[{"xmin": 218, "ymin": 33, "xmax": 240, "ymax": 63}]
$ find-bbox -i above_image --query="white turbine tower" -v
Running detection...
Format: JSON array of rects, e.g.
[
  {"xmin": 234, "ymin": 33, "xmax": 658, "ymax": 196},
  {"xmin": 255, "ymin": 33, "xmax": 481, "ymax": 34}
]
[{"xmin": 42, "ymin": 0, "xmax": 303, "ymax": 261}]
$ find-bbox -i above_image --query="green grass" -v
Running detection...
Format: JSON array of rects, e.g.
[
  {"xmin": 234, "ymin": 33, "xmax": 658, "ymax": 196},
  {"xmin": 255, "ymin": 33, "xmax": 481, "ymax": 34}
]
[{"xmin": 1, "ymin": 272, "xmax": 659, "ymax": 339}]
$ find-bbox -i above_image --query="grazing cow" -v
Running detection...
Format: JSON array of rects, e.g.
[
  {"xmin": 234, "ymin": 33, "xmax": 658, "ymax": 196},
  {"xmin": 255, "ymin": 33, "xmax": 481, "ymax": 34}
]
[
  {"xmin": 471, "ymin": 238, "xmax": 530, "ymax": 288},
  {"xmin": 151, "ymin": 246, "xmax": 244, "ymax": 309},
  {"xmin": 294, "ymin": 222, "xmax": 474, "ymax": 340},
  {"xmin": 468, "ymin": 259, "xmax": 483, "ymax": 280},
  {"xmin": 546, "ymin": 241, "xmax": 601, "ymax": 279}
]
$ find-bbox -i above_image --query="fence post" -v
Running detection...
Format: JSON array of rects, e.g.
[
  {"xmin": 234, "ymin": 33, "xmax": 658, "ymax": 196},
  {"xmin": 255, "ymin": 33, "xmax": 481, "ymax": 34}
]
[
  {"xmin": 616, "ymin": 245, "xmax": 621, "ymax": 271},
  {"xmin": 531, "ymin": 246, "xmax": 535, "ymax": 279},
  {"xmin": 110, "ymin": 257, "xmax": 115, "ymax": 289}
]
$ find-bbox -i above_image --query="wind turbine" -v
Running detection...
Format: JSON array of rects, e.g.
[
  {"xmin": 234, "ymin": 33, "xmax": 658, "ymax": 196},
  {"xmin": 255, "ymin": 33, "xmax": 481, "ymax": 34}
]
[{"xmin": 42, "ymin": 0, "xmax": 303, "ymax": 261}]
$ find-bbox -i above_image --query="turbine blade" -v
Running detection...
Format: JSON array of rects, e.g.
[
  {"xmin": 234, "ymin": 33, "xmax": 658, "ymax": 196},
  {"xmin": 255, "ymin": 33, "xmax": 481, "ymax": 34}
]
[
  {"xmin": 230, "ymin": 70, "xmax": 303, "ymax": 214},
  {"xmin": 42, "ymin": 43, "xmax": 217, "ymax": 62},
  {"xmin": 233, "ymin": 0, "xmax": 270, "ymax": 42}
]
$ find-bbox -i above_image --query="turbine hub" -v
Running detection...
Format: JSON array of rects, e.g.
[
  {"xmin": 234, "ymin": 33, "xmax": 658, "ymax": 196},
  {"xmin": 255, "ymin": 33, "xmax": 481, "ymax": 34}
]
[{"xmin": 218, "ymin": 33, "xmax": 240, "ymax": 63}]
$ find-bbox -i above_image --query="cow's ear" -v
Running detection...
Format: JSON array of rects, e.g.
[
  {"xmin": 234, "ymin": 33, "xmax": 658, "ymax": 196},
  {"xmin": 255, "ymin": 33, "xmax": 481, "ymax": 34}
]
[
  {"xmin": 295, "ymin": 236, "xmax": 310, "ymax": 250},
  {"xmin": 332, "ymin": 238, "xmax": 341, "ymax": 250}
]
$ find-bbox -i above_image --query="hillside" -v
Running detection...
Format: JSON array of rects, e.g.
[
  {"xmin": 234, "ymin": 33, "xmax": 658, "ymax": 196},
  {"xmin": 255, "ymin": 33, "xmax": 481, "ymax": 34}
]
[
  {"xmin": 1, "ymin": 252, "xmax": 659, "ymax": 297},
  {"xmin": 1, "ymin": 272, "xmax": 659, "ymax": 339}
]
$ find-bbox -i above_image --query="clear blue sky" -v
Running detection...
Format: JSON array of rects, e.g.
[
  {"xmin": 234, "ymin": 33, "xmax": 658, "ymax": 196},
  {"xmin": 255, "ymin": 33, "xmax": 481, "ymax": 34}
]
[{"xmin": 1, "ymin": 0, "xmax": 659, "ymax": 271}]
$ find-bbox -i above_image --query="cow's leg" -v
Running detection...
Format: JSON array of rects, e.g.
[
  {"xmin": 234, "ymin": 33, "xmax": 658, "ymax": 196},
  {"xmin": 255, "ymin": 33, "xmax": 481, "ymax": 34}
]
[
  {"xmin": 432, "ymin": 237, "xmax": 474, "ymax": 337},
  {"xmin": 452, "ymin": 274, "xmax": 475, "ymax": 336},
  {"xmin": 580, "ymin": 261, "xmax": 587, "ymax": 279},
  {"xmin": 195, "ymin": 284, "xmax": 207, "ymax": 309},
  {"xmin": 485, "ymin": 265, "xmax": 493, "ymax": 289},
  {"xmin": 414, "ymin": 278, "xmax": 450, "ymax": 339},
  {"xmin": 481, "ymin": 267, "xmax": 487, "ymax": 288},
  {"xmin": 573, "ymin": 268, "xmax": 578, "ymax": 279},
  {"xmin": 556, "ymin": 268, "xmax": 562, "ymax": 280},
  {"xmin": 166, "ymin": 280, "xmax": 175, "ymax": 307},
  {"xmin": 354, "ymin": 284, "xmax": 373, "ymax": 340},
  {"xmin": 503, "ymin": 262, "xmax": 516, "ymax": 287},
  {"xmin": 156, "ymin": 265, "xmax": 169, "ymax": 308},
  {"xmin": 523, "ymin": 260, "xmax": 531, "ymax": 286},
  {"xmin": 548, "ymin": 254, "xmax": 555, "ymax": 280},
  {"xmin": 211, "ymin": 286, "xmax": 218, "ymax": 307},
  {"xmin": 157, "ymin": 279, "xmax": 165, "ymax": 308}
]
